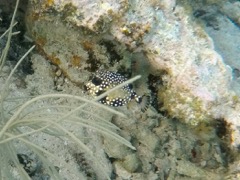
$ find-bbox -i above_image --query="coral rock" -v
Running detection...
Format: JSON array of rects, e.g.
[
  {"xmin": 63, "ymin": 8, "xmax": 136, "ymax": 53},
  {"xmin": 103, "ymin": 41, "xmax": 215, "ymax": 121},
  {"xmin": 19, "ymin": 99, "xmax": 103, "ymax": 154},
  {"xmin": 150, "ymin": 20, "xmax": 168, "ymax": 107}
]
[{"xmin": 26, "ymin": 0, "xmax": 240, "ymax": 149}]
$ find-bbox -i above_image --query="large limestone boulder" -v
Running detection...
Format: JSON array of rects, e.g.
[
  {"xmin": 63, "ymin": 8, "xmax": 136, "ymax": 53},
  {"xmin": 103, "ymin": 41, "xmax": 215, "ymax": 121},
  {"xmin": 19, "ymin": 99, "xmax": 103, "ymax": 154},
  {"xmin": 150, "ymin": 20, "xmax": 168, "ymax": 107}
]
[{"xmin": 25, "ymin": 0, "xmax": 240, "ymax": 149}]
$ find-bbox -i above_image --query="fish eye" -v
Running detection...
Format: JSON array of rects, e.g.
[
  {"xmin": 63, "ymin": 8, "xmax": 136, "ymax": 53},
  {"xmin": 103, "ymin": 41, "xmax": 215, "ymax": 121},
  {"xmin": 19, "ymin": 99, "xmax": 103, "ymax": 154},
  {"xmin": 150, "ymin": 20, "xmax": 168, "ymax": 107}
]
[{"xmin": 92, "ymin": 77, "xmax": 102, "ymax": 85}]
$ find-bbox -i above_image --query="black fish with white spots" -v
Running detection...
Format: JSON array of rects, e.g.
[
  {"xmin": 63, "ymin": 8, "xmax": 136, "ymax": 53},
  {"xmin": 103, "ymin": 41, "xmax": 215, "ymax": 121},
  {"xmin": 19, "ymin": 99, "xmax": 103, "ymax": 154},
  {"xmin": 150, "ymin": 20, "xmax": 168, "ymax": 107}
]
[{"xmin": 85, "ymin": 70, "xmax": 142, "ymax": 107}]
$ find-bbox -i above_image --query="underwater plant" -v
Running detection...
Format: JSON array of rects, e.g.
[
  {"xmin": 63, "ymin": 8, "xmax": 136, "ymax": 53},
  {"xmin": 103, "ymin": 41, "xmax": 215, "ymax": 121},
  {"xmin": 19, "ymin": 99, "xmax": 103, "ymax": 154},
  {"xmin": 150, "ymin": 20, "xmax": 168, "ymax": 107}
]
[{"xmin": 0, "ymin": 0, "xmax": 137, "ymax": 179}]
